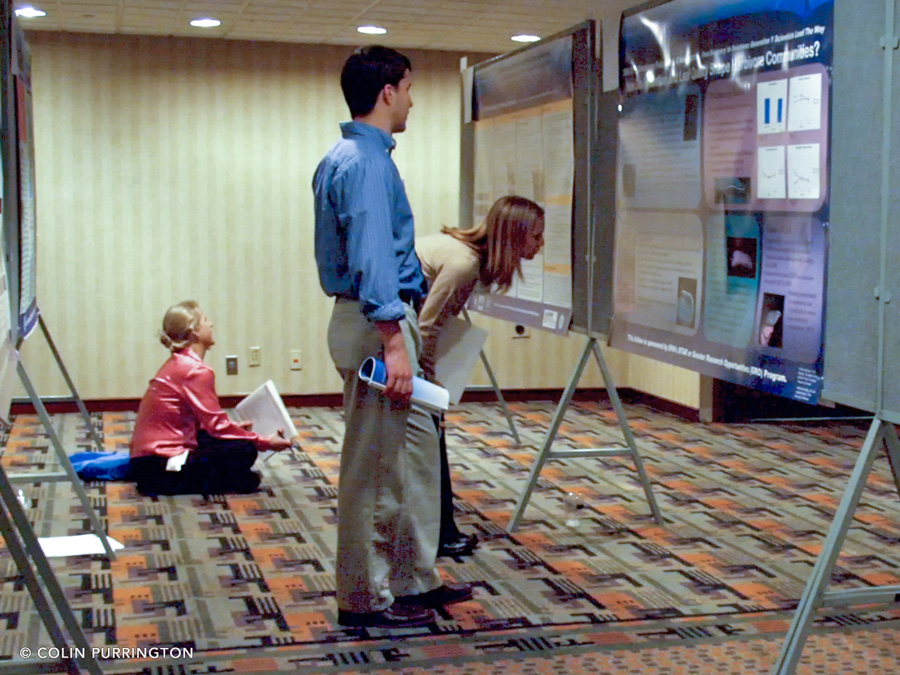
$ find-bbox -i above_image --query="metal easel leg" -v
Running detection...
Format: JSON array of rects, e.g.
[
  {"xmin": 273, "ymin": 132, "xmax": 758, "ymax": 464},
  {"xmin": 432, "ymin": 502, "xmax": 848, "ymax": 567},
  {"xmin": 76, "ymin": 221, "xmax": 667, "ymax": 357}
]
[
  {"xmin": 16, "ymin": 361, "xmax": 115, "ymax": 560},
  {"xmin": 0, "ymin": 473, "xmax": 71, "ymax": 650},
  {"xmin": 507, "ymin": 337, "xmax": 594, "ymax": 532},
  {"xmin": 39, "ymin": 314, "xmax": 104, "ymax": 453},
  {"xmin": 462, "ymin": 308, "xmax": 520, "ymax": 445},
  {"xmin": 477, "ymin": 348, "xmax": 521, "ymax": 446},
  {"xmin": 0, "ymin": 465, "xmax": 103, "ymax": 675},
  {"xmin": 591, "ymin": 340, "xmax": 663, "ymax": 524},
  {"xmin": 770, "ymin": 417, "xmax": 885, "ymax": 675},
  {"xmin": 880, "ymin": 420, "xmax": 900, "ymax": 497}
]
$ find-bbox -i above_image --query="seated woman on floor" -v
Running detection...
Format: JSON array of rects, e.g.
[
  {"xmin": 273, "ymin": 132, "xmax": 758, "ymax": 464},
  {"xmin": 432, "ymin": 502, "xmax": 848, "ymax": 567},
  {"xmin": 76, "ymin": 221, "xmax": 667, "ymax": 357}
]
[{"xmin": 130, "ymin": 300, "xmax": 292, "ymax": 495}]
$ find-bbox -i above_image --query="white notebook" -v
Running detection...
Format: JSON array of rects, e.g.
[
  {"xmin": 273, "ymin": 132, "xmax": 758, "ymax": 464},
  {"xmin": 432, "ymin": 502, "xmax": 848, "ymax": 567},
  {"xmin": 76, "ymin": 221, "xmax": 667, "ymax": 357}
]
[{"xmin": 234, "ymin": 380, "xmax": 299, "ymax": 439}]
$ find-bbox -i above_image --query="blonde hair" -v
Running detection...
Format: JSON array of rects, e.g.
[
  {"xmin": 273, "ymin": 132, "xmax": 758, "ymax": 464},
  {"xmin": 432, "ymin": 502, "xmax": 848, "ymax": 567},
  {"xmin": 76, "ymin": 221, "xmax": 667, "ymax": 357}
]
[
  {"xmin": 443, "ymin": 195, "xmax": 544, "ymax": 292},
  {"xmin": 159, "ymin": 300, "xmax": 202, "ymax": 351}
]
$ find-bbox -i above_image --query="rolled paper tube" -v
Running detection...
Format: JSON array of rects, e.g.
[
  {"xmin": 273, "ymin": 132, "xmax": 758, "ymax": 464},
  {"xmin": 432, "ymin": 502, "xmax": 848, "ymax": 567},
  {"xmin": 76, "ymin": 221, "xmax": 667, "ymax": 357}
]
[{"xmin": 359, "ymin": 356, "xmax": 450, "ymax": 412}]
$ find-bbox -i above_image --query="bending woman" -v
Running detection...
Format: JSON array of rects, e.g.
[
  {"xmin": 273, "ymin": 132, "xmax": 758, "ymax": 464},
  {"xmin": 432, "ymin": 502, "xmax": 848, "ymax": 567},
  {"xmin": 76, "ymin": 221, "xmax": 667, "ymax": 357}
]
[
  {"xmin": 416, "ymin": 195, "xmax": 545, "ymax": 556},
  {"xmin": 130, "ymin": 300, "xmax": 292, "ymax": 495}
]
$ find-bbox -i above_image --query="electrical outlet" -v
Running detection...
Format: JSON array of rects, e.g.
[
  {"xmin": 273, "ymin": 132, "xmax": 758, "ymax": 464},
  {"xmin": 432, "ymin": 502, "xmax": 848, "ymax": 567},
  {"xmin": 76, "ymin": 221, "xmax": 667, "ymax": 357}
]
[
  {"xmin": 249, "ymin": 346, "xmax": 261, "ymax": 367},
  {"xmin": 290, "ymin": 350, "xmax": 302, "ymax": 370},
  {"xmin": 225, "ymin": 355, "xmax": 238, "ymax": 375}
]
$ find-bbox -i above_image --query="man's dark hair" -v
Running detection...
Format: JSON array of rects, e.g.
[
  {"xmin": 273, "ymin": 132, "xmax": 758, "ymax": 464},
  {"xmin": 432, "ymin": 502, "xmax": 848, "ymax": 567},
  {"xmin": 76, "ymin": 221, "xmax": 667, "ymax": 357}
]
[{"xmin": 341, "ymin": 45, "xmax": 412, "ymax": 118}]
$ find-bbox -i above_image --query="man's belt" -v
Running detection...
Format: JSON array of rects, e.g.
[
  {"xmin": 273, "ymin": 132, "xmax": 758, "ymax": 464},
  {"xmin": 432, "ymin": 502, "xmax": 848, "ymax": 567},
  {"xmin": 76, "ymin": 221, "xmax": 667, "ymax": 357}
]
[{"xmin": 335, "ymin": 291, "xmax": 423, "ymax": 315}]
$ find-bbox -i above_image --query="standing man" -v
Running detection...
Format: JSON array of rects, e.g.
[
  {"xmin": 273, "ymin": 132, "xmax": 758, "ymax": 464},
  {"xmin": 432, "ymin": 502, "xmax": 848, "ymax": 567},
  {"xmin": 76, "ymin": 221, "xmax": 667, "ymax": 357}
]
[{"xmin": 313, "ymin": 46, "xmax": 472, "ymax": 629}]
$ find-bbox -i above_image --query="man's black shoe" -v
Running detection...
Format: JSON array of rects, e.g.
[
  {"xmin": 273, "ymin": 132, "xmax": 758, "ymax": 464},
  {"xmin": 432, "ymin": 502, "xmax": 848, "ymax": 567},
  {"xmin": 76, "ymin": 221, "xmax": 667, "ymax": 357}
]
[
  {"xmin": 395, "ymin": 583, "xmax": 474, "ymax": 609},
  {"xmin": 437, "ymin": 533, "xmax": 478, "ymax": 557},
  {"xmin": 337, "ymin": 604, "xmax": 436, "ymax": 628}
]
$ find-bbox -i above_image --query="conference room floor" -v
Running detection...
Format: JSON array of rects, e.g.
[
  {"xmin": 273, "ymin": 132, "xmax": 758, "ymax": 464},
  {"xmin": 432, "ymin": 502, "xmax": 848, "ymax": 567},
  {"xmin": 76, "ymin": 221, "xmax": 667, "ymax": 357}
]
[{"xmin": 2, "ymin": 398, "xmax": 899, "ymax": 674}]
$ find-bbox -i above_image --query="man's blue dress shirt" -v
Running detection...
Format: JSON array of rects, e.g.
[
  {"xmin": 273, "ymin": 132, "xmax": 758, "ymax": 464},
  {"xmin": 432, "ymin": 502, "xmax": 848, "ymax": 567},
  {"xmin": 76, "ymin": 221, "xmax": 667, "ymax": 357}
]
[{"xmin": 313, "ymin": 121, "xmax": 425, "ymax": 323}]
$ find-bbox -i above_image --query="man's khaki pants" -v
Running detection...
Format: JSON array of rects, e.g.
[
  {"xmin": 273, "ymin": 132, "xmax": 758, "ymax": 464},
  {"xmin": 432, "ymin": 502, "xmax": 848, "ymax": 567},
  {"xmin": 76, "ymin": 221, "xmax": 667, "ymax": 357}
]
[{"xmin": 327, "ymin": 300, "xmax": 442, "ymax": 613}]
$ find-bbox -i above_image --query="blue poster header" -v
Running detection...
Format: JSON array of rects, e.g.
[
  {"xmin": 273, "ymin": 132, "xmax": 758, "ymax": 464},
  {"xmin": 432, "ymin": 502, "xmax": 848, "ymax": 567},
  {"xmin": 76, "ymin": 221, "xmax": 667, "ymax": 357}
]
[{"xmin": 621, "ymin": 0, "xmax": 833, "ymax": 94}]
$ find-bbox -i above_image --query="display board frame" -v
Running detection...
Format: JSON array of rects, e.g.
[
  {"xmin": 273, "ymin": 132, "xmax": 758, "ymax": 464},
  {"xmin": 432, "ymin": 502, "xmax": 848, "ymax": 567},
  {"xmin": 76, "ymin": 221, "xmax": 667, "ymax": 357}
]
[
  {"xmin": 459, "ymin": 20, "xmax": 602, "ymax": 336},
  {"xmin": 0, "ymin": 0, "xmax": 18, "ymax": 345},
  {"xmin": 610, "ymin": 0, "xmax": 835, "ymax": 404},
  {"xmin": 11, "ymin": 18, "xmax": 36, "ymax": 339}
]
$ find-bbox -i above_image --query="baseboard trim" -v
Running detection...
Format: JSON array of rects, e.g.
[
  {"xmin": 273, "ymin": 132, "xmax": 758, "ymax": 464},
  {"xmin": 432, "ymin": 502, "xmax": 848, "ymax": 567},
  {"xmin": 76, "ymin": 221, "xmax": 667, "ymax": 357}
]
[{"xmin": 10, "ymin": 388, "xmax": 699, "ymax": 421}]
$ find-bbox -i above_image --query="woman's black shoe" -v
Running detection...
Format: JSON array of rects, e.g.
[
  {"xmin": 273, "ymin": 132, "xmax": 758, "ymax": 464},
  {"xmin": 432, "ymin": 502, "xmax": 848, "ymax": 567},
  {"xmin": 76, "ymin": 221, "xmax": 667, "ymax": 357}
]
[{"xmin": 437, "ymin": 533, "xmax": 478, "ymax": 557}]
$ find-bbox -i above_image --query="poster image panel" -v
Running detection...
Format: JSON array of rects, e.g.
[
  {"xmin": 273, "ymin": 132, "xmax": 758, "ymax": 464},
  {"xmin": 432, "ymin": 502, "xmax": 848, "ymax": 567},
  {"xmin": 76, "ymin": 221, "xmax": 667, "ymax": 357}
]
[
  {"xmin": 703, "ymin": 213, "xmax": 761, "ymax": 348},
  {"xmin": 611, "ymin": 0, "xmax": 832, "ymax": 404},
  {"xmin": 618, "ymin": 86, "xmax": 703, "ymax": 211}
]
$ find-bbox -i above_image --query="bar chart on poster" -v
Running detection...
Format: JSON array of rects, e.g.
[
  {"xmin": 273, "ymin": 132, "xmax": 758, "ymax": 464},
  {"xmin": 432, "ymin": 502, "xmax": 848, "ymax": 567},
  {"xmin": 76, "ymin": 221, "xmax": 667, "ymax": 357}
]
[{"xmin": 610, "ymin": 0, "xmax": 834, "ymax": 405}]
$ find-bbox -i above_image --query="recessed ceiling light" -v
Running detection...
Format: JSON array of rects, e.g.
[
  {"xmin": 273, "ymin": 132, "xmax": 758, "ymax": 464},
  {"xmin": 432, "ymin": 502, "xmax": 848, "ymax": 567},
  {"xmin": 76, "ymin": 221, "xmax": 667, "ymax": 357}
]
[
  {"xmin": 15, "ymin": 6, "xmax": 46, "ymax": 18},
  {"xmin": 358, "ymin": 26, "xmax": 387, "ymax": 35},
  {"xmin": 190, "ymin": 18, "xmax": 221, "ymax": 28},
  {"xmin": 511, "ymin": 34, "xmax": 540, "ymax": 43}
]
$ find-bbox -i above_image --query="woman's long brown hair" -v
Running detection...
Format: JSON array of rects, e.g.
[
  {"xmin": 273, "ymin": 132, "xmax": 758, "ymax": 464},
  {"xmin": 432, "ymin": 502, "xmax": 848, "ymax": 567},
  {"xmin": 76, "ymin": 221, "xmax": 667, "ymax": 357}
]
[{"xmin": 443, "ymin": 195, "xmax": 544, "ymax": 291}]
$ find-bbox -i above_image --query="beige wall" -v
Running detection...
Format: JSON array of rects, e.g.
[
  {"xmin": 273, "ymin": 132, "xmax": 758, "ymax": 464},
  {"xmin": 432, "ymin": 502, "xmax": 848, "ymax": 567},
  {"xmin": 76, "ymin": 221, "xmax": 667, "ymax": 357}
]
[{"xmin": 19, "ymin": 31, "xmax": 698, "ymax": 408}]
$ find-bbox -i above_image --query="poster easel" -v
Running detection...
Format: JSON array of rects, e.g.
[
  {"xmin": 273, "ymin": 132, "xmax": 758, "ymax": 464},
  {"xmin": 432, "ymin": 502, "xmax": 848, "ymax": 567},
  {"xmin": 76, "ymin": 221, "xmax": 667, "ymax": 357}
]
[
  {"xmin": 772, "ymin": 1, "xmax": 899, "ymax": 671},
  {"xmin": 0, "ymin": 441, "xmax": 103, "ymax": 675},
  {"xmin": 507, "ymin": 335, "xmax": 663, "ymax": 532},
  {"xmin": 0, "ymin": 5, "xmax": 107, "ymax": 670},
  {"xmin": 771, "ymin": 417, "xmax": 900, "ymax": 675},
  {"xmin": 0, "ymin": 4, "xmax": 112, "ymax": 561},
  {"xmin": 8, "ymin": 310, "xmax": 114, "ymax": 560}
]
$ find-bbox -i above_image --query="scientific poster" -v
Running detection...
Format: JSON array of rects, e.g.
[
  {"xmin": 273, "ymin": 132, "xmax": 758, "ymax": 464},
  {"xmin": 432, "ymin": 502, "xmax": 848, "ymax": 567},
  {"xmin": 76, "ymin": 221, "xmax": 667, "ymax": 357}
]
[
  {"xmin": 472, "ymin": 98, "xmax": 574, "ymax": 331},
  {"xmin": 610, "ymin": 0, "xmax": 833, "ymax": 403},
  {"xmin": 467, "ymin": 32, "xmax": 579, "ymax": 335},
  {"xmin": 0, "ymin": 98, "xmax": 16, "ymax": 423},
  {"xmin": 12, "ymin": 22, "xmax": 37, "ymax": 338}
]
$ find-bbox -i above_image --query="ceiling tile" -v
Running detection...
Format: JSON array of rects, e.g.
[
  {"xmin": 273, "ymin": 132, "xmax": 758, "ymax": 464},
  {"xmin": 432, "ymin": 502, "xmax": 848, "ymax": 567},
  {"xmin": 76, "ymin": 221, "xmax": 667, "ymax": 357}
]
[{"xmin": 21, "ymin": 0, "xmax": 636, "ymax": 53}]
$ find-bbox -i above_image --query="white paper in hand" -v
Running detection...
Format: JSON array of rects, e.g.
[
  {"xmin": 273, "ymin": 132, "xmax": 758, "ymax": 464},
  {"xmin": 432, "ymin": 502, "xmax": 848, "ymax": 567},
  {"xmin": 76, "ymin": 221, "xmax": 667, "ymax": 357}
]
[
  {"xmin": 432, "ymin": 316, "xmax": 487, "ymax": 405},
  {"xmin": 235, "ymin": 380, "xmax": 298, "ymax": 438}
]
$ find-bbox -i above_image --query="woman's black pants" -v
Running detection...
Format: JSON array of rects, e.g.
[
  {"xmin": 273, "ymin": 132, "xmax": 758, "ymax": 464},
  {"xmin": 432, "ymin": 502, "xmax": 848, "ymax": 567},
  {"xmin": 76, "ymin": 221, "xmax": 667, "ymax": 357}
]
[
  {"xmin": 132, "ymin": 431, "xmax": 258, "ymax": 496},
  {"xmin": 436, "ymin": 414, "xmax": 461, "ymax": 543}
]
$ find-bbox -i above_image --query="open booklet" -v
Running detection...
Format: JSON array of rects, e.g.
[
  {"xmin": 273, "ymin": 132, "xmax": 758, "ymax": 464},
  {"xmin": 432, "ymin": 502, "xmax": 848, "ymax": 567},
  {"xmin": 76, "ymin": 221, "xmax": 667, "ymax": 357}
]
[{"xmin": 234, "ymin": 380, "xmax": 299, "ymax": 442}]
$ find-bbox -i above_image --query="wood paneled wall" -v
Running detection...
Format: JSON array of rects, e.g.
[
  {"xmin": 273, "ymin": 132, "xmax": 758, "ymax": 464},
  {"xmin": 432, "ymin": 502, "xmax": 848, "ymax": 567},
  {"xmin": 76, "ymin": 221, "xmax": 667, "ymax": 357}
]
[{"xmin": 18, "ymin": 31, "xmax": 698, "ymax": 408}]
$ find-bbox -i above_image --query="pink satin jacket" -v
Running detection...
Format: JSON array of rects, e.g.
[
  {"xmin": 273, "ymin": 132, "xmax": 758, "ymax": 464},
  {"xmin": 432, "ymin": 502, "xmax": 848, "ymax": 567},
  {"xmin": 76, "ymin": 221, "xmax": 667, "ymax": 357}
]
[{"xmin": 130, "ymin": 348, "xmax": 257, "ymax": 459}]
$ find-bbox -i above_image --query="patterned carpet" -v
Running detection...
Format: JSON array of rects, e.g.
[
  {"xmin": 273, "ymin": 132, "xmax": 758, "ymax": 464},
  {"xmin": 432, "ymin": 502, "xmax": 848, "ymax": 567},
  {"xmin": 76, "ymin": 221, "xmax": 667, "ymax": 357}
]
[{"xmin": 1, "ymin": 399, "xmax": 900, "ymax": 673}]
